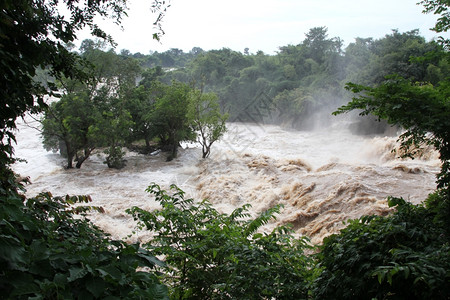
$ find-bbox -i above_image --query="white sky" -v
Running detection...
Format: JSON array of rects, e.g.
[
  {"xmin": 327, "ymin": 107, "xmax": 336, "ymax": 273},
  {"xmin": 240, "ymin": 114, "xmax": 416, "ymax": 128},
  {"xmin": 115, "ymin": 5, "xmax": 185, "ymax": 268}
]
[{"xmin": 79, "ymin": 0, "xmax": 444, "ymax": 54}]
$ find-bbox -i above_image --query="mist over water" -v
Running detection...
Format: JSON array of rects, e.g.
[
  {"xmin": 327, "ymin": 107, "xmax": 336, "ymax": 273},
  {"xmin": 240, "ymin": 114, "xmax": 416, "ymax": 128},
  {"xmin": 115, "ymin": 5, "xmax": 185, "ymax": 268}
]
[{"xmin": 13, "ymin": 115, "xmax": 440, "ymax": 244}]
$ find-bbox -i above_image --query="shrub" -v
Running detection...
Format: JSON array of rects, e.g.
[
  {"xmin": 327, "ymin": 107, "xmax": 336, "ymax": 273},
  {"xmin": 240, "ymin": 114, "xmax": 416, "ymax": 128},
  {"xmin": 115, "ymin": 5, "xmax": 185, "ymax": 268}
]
[
  {"xmin": 127, "ymin": 183, "xmax": 316, "ymax": 299},
  {"xmin": 0, "ymin": 185, "xmax": 168, "ymax": 299},
  {"xmin": 313, "ymin": 197, "xmax": 450, "ymax": 299}
]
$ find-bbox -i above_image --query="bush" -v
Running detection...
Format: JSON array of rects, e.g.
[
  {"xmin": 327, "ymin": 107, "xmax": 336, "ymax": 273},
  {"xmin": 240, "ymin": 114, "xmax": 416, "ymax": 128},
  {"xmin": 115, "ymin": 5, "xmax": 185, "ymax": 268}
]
[
  {"xmin": 313, "ymin": 197, "xmax": 450, "ymax": 299},
  {"xmin": 0, "ymin": 183, "xmax": 168, "ymax": 299},
  {"xmin": 104, "ymin": 145, "xmax": 127, "ymax": 169},
  {"xmin": 127, "ymin": 183, "xmax": 316, "ymax": 300}
]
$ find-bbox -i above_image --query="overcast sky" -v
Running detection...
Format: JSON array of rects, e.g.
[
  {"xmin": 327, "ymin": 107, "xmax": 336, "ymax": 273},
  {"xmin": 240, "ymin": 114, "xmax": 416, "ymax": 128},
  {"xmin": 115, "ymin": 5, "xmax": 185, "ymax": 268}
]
[{"xmin": 80, "ymin": 0, "xmax": 444, "ymax": 55}]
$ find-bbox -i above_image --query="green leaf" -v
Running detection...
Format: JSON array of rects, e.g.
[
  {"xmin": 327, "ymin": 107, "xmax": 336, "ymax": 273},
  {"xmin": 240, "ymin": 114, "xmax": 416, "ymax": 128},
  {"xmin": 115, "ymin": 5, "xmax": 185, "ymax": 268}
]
[
  {"xmin": 97, "ymin": 265, "xmax": 122, "ymax": 281},
  {"xmin": 138, "ymin": 249, "xmax": 165, "ymax": 267},
  {"xmin": 30, "ymin": 239, "xmax": 50, "ymax": 261},
  {"xmin": 86, "ymin": 277, "xmax": 107, "ymax": 298},
  {"xmin": 0, "ymin": 234, "xmax": 27, "ymax": 265},
  {"xmin": 388, "ymin": 197, "xmax": 406, "ymax": 207},
  {"xmin": 53, "ymin": 273, "xmax": 67, "ymax": 285},
  {"xmin": 9, "ymin": 273, "xmax": 40, "ymax": 296},
  {"xmin": 377, "ymin": 271, "xmax": 385, "ymax": 284},
  {"xmin": 10, "ymin": 283, "xmax": 40, "ymax": 297},
  {"xmin": 68, "ymin": 267, "xmax": 88, "ymax": 282}
]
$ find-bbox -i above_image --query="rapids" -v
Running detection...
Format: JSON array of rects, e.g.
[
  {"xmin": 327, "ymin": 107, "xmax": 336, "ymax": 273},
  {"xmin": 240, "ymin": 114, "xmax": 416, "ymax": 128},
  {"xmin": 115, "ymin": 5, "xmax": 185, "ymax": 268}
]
[{"xmin": 13, "ymin": 116, "xmax": 440, "ymax": 244}]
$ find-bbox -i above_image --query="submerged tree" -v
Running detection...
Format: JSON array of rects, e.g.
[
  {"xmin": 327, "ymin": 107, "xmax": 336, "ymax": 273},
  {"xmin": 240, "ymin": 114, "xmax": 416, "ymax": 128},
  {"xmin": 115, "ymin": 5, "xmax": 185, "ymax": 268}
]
[
  {"xmin": 41, "ymin": 40, "xmax": 141, "ymax": 169},
  {"xmin": 89, "ymin": 87, "xmax": 135, "ymax": 169},
  {"xmin": 150, "ymin": 81, "xmax": 195, "ymax": 160},
  {"xmin": 42, "ymin": 91, "xmax": 98, "ymax": 169},
  {"xmin": 187, "ymin": 90, "xmax": 228, "ymax": 158}
]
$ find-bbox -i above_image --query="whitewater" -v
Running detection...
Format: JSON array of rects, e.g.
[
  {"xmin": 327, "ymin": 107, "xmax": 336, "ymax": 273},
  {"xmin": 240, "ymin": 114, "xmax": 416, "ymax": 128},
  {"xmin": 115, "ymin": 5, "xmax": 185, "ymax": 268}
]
[{"xmin": 13, "ymin": 116, "xmax": 440, "ymax": 244}]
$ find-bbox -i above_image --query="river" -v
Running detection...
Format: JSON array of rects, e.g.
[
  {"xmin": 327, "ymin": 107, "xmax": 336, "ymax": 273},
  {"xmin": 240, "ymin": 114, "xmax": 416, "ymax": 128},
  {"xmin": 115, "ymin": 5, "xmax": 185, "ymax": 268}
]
[{"xmin": 13, "ymin": 116, "xmax": 440, "ymax": 244}]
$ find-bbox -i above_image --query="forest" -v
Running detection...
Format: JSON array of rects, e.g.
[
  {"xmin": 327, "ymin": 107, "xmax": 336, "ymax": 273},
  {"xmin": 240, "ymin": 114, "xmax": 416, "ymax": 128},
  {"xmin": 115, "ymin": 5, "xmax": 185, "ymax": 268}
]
[{"xmin": 0, "ymin": 0, "xmax": 449, "ymax": 299}]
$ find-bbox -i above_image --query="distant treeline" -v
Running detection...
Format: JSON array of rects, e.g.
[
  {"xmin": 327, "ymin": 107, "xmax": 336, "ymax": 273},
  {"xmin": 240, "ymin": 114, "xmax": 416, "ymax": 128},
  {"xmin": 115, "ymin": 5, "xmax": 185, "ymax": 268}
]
[{"xmin": 119, "ymin": 27, "xmax": 447, "ymax": 128}]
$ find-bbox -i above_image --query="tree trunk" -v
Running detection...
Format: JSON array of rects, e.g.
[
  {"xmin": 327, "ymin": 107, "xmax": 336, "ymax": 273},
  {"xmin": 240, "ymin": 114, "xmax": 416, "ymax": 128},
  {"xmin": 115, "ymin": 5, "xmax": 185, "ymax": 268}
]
[
  {"xmin": 75, "ymin": 148, "xmax": 94, "ymax": 168},
  {"xmin": 65, "ymin": 142, "xmax": 74, "ymax": 168},
  {"xmin": 171, "ymin": 142, "xmax": 178, "ymax": 159},
  {"xmin": 166, "ymin": 132, "xmax": 178, "ymax": 161},
  {"xmin": 66, "ymin": 153, "xmax": 74, "ymax": 168},
  {"xmin": 202, "ymin": 145, "xmax": 210, "ymax": 159}
]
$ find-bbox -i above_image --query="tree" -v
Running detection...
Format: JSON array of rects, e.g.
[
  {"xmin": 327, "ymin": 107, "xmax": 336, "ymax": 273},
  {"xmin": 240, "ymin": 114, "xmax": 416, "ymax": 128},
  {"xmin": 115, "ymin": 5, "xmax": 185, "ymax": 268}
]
[
  {"xmin": 367, "ymin": 29, "xmax": 439, "ymax": 83},
  {"xmin": 41, "ymin": 41, "xmax": 141, "ymax": 168},
  {"xmin": 335, "ymin": 0, "xmax": 450, "ymax": 195},
  {"xmin": 272, "ymin": 87, "xmax": 314, "ymax": 127},
  {"xmin": 335, "ymin": 76, "xmax": 450, "ymax": 228},
  {"xmin": 0, "ymin": 191, "xmax": 168, "ymax": 299},
  {"xmin": 150, "ymin": 81, "xmax": 195, "ymax": 160},
  {"xmin": 187, "ymin": 90, "xmax": 228, "ymax": 158},
  {"xmin": 42, "ymin": 91, "xmax": 98, "ymax": 169},
  {"xmin": 303, "ymin": 26, "xmax": 336, "ymax": 65},
  {"xmin": 336, "ymin": 76, "xmax": 450, "ymax": 185},
  {"xmin": 126, "ymin": 85, "xmax": 158, "ymax": 148},
  {"xmin": 89, "ymin": 87, "xmax": 134, "ymax": 169},
  {"xmin": 140, "ymin": 66, "xmax": 164, "ymax": 89},
  {"xmin": 313, "ymin": 198, "xmax": 450, "ymax": 299}
]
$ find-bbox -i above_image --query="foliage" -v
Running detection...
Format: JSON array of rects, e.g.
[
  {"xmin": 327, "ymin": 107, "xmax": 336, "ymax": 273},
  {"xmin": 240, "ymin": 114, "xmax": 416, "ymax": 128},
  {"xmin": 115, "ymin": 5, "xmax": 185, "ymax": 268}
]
[
  {"xmin": 103, "ymin": 145, "xmax": 127, "ymax": 169},
  {"xmin": 90, "ymin": 89, "xmax": 134, "ymax": 169},
  {"xmin": 0, "ymin": 183, "xmax": 168, "ymax": 299},
  {"xmin": 41, "ymin": 41, "xmax": 139, "ymax": 169},
  {"xmin": 41, "ymin": 91, "xmax": 98, "ymax": 169},
  {"xmin": 0, "ymin": 1, "xmax": 170, "ymax": 299},
  {"xmin": 150, "ymin": 81, "xmax": 196, "ymax": 160},
  {"xmin": 313, "ymin": 198, "xmax": 450, "ymax": 299},
  {"xmin": 127, "ymin": 183, "xmax": 316, "ymax": 300},
  {"xmin": 334, "ymin": 75, "xmax": 450, "ymax": 227},
  {"xmin": 125, "ymin": 84, "xmax": 160, "ymax": 148},
  {"xmin": 273, "ymin": 87, "xmax": 314, "ymax": 127},
  {"xmin": 336, "ymin": 77, "xmax": 449, "ymax": 158},
  {"xmin": 421, "ymin": 0, "xmax": 450, "ymax": 47},
  {"xmin": 35, "ymin": 26, "xmax": 448, "ymax": 141},
  {"xmin": 153, "ymin": 27, "xmax": 446, "ymax": 129},
  {"xmin": 150, "ymin": 0, "xmax": 173, "ymax": 41},
  {"xmin": 365, "ymin": 30, "xmax": 439, "ymax": 84},
  {"xmin": 187, "ymin": 90, "xmax": 228, "ymax": 158},
  {"xmin": 3, "ymin": 1, "xmax": 450, "ymax": 298}
]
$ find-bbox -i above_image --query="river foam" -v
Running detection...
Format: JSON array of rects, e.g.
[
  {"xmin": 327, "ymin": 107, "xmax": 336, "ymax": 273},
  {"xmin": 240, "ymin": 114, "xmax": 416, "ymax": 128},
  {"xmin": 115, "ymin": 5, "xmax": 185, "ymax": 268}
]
[{"xmin": 13, "ymin": 119, "xmax": 440, "ymax": 243}]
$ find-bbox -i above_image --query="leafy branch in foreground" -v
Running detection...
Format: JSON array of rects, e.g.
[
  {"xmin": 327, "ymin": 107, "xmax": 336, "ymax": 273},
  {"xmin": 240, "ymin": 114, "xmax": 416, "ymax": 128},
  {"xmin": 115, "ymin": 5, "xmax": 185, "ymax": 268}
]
[
  {"xmin": 313, "ymin": 197, "xmax": 450, "ymax": 299},
  {"xmin": 420, "ymin": 0, "xmax": 450, "ymax": 48},
  {"xmin": 127, "ymin": 183, "xmax": 316, "ymax": 300},
  {"xmin": 1, "ymin": 189, "xmax": 168, "ymax": 299}
]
